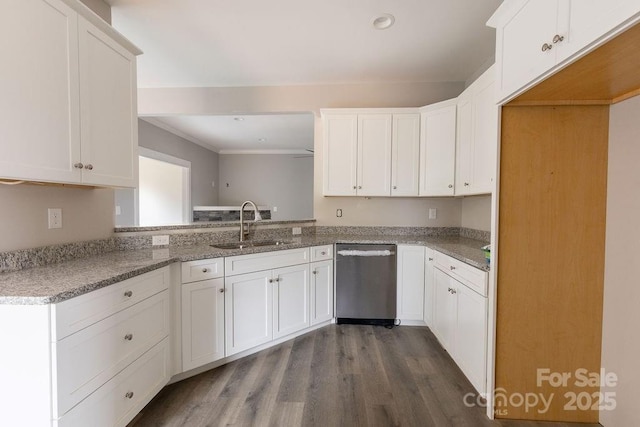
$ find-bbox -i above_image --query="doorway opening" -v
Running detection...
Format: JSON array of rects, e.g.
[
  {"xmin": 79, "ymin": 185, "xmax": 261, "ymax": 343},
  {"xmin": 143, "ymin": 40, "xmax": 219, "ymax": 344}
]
[{"xmin": 138, "ymin": 147, "xmax": 191, "ymax": 226}]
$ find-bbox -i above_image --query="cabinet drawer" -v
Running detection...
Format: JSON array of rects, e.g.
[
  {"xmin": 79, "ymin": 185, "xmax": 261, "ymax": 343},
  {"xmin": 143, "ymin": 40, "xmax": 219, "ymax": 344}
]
[
  {"xmin": 53, "ymin": 290, "xmax": 169, "ymax": 416},
  {"xmin": 310, "ymin": 245, "xmax": 333, "ymax": 262},
  {"xmin": 52, "ymin": 267, "xmax": 169, "ymax": 341},
  {"xmin": 225, "ymin": 248, "xmax": 310, "ymax": 276},
  {"xmin": 181, "ymin": 258, "xmax": 224, "ymax": 283},
  {"xmin": 56, "ymin": 338, "xmax": 170, "ymax": 427},
  {"xmin": 434, "ymin": 251, "xmax": 488, "ymax": 297}
]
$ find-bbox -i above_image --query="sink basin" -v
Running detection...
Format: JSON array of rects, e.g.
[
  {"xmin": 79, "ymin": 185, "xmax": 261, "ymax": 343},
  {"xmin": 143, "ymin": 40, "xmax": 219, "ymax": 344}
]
[{"xmin": 210, "ymin": 240, "xmax": 294, "ymax": 250}]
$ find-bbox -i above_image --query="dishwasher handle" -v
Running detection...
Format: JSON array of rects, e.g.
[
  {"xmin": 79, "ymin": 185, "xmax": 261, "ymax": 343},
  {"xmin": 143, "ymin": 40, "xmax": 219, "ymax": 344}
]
[{"xmin": 337, "ymin": 250, "xmax": 395, "ymax": 257}]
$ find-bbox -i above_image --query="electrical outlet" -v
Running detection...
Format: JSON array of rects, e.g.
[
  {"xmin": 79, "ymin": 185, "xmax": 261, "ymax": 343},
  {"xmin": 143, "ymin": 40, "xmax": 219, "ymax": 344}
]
[
  {"xmin": 48, "ymin": 208, "xmax": 62, "ymax": 229},
  {"xmin": 336, "ymin": 209, "xmax": 343, "ymax": 218},
  {"xmin": 428, "ymin": 208, "xmax": 437, "ymax": 220},
  {"xmin": 292, "ymin": 227, "xmax": 302, "ymax": 235},
  {"xmin": 152, "ymin": 235, "xmax": 170, "ymax": 246},
  {"xmin": 115, "ymin": 205, "xmax": 121, "ymax": 216},
  {"xmin": 273, "ymin": 206, "xmax": 278, "ymax": 212}
]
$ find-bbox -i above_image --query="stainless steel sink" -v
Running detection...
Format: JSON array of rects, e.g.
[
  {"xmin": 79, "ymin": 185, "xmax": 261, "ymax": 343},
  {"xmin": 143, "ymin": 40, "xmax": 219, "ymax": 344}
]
[{"xmin": 210, "ymin": 240, "xmax": 294, "ymax": 250}]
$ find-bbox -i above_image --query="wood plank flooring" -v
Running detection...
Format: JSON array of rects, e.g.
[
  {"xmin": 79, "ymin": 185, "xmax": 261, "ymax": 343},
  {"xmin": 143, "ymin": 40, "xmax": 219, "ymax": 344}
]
[{"xmin": 129, "ymin": 325, "xmax": 601, "ymax": 427}]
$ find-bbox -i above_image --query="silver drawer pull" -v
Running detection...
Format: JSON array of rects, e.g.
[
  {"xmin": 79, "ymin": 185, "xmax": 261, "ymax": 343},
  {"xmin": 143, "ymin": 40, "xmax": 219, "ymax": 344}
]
[
  {"xmin": 313, "ymin": 270, "xmax": 317, "ymax": 275},
  {"xmin": 202, "ymin": 268, "xmax": 209, "ymax": 273},
  {"xmin": 450, "ymin": 266, "xmax": 456, "ymax": 270},
  {"xmin": 73, "ymin": 162, "xmax": 84, "ymax": 169},
  {"xmin": 269, "ymin": 279, "xmax": 274, "ymax": 283},
  {"xmin": 125, "ymin": 391, "xmax": 134, "ymax": 399},
  {"xmin": 542, "ymin": 42, "xmax": 553, "ymax": 52},
  {"xmin": 451, "ymin": 289, "xmax": 457, "ymax": 294},
  {"xmin": 124, "ymin": 290, "xmax": 133, "ymax": 298},
  {"xmin": 84, "ymin": 164, "xmax": 93, "ymax": 170},
  {"xmin": 321, "ymin": 251, "xmax": 326, "ymax": 255},
  {"xmin": 124, "ymin": 333, "xmax": 133, "ymax": 341},
  {"xmin": 428, "ymin": 257, "xmax": 434, "ymax": 261},
  {"xmin": 219, "ymin": 288, "xmax": 224, "ymax": 293},
  {"xmin": 552, "ymin": 34, "xmax": 564, "ymax": 44}
]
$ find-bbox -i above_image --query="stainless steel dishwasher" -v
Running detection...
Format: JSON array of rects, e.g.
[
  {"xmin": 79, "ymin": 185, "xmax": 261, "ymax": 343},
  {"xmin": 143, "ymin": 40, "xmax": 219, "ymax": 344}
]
[{"xmin": 335, "ymin": 243, "xmax": 397, "ymax": 326}]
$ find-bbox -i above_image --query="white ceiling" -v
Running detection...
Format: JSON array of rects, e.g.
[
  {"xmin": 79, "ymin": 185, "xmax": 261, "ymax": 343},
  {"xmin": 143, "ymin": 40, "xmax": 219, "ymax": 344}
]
[
  {"xmin": 143, "ymin": 114, "xmax": 315, "ymax": 153},
  {"xmin": 106, "ymin": 0, "xmax": 502, "ymax": 152}
]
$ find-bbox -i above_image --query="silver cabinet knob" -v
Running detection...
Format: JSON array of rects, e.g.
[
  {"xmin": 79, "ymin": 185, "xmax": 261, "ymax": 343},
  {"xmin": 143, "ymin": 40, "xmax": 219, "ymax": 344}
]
[
  {"xmin": 275, "ymin": 277, "xmax": 281, "ymax": 282},
  {"xmin": 542, "ymin": 43, "xmax": 553, "ymax": 52},
  {"xmin": 202, "ymin": 268, "xmax": 209, "ymax": 273},
  {"xmin": 428, "ymin": 257, "xmax": 434, "ymax": 261},
  {"xmin": 125, "ymin": 391, "xmax": 134, "ymax": 399},
  {"xmin": 73, "ymin": 162, "xmax": 84, "ymax": 169},
  {"xmin": 552, "ymin": 34, "xmax": 564, "ymax": 43},
  {"xmin": 321, "ymin": 251, "xmax": 326, "ymax": 255},
  {"xmin": 124, "ymin": 333, "xmax": 133, "ymax": 341},
  {"xmin": 269, "ymin": 279, "xmax": 274, "ymax": 283},
  {"xmin": 447, "ymin": 287, "xmax": 453, "ymax": 292},
  {"xmin": 124, "ymin": 290, "xmax": 133, "ymax": 298},
  {"xmin": 84, "ymin": 164, "xmax": 93, "ymax": 170},
  {"xmin": 448, "ymin": 184, "xmax": 453, "ymax": 188},
  {"xmin": 464, "ymin": 182, "xmax": 470, "ymax": 186},
  {"xmin": 353, "ymin": 186, "xmax": 357, "ymax": 189},
  {"xmin": 451, "ymin": 289, "xmax": 457, "ymax": 294},
  {"xmin": 219, "ymin": 288, "xmax": 224, "ymax": 293},
  {"xmin": 393, "ymin": 186, "xmax": 397, "ymax": 189},
  {"xmin": 312, "ymin": 270, "xmax": 317, "ymax": 275},
  {"xmin": 358, "ymin": 186, "xmax": 362, "ymax": 189},
  {"xmin": 450, "ymin": 266, "xmax": 456, "ymax": 270}
]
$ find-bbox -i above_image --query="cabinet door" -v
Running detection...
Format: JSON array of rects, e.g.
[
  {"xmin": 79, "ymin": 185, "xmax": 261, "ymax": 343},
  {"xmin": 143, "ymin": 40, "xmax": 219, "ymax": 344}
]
[
  {"xmin": 455, "ymin": 285, "xmax": 488, "ymax": 394},
  {"xmin": 0, "ymin": 0, "xmax": 81, "ymax": 184},
  {"xmin": 433, "ymin": 269, "xmax": 457, "ymax": 352},
  {"xmin": 322, "ymin": 114, "xmax": 358, "ymax": 196},
  {"xmin": 396, "ymin": 245, "xmax": 425, "ymax": 322},
  {"xmin": 423, "ymin": 248, "xmax": 435, "ymax": 327},
  {"xmin": 391, "ymin": 114, "xmax": 420, "ymax": 196},
  {"xmin": 419, "ymin": 103, "xmax": 456, "ymax": 196},
  {"xmin": 455, "ymin": 95, "xmax": 473, "ymax": 195},
  {"xmin": 181, "ymin": 278, "xmax": 225, "ymax": 371},
  {"xmin": 273, "ymin": 264, "xmax": 310, "ymax": 339},
  {"xmin": 78, "ymin": 17, "xmax": 137, "ymax": 187},
  {"xmin": 562, "ymin": 0, "xmax": 640, "ymax": 61},
  {"xmin": 497, "ymin": 0, "xmax": 564, "ymax": 99},
  {"xmin": 357, "ymin": 114, "xmax": 392, "ymax": 196},
  {"xmin": 469, "ymin": 70, "xmax": 498, "ymax": 195},
  {"xmin": 225, "ymin": 271, "xmax": 273, "ymax": 356},
  {"xmin": 311, "ymin": 260, "xmax": 334, "ymax": 325}
]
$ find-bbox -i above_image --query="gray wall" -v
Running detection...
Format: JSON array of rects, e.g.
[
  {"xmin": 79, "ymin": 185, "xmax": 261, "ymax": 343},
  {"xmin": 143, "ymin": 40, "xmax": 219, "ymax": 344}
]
[
  {"xmin": 218, "ymin": 154, "xmax": 314, "ymax": 220},
  {"xmin": 115, "ymin": 119, "xmax": 219, "ymax": 226},
  {"xmin": 461, "ymin": 195, "xmax": 492, "ymax": 231}
]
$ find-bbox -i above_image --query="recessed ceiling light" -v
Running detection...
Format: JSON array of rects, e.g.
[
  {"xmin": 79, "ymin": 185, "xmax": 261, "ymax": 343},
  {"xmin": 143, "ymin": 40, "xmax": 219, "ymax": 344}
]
[
  {"xmin": 372, "ymin": 13, "xmax": 395, "ymax": 30},
  {"xmin": 233, "ymin": 117, "xmax": 244, "ymax": 121}
]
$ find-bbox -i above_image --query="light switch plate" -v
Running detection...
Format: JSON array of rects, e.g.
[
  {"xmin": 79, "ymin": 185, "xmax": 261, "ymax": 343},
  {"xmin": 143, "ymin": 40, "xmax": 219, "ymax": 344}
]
[
  {"xmin": 152, "ymin": 235, "xmax": 170, "ymax": 245},
  {"xmin": 48, "ymin": 208, "xmax": 62, "ymax": 229},
  {"xmin": 292, "ymin": 227, "xmax": 302, "ymax": 235}
]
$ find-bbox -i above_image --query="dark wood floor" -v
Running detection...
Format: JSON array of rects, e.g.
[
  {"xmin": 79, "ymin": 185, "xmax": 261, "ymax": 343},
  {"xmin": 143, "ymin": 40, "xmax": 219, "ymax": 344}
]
[{"xmin": 130, "ymin": 325, "xmax": 601, "ymax": 427}]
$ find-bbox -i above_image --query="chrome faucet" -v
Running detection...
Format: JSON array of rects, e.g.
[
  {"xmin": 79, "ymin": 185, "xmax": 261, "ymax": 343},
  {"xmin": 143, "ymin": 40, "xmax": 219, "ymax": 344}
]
[{"xmin": 239, "ymin": 200, "xmax": 262, "ymax": 241}]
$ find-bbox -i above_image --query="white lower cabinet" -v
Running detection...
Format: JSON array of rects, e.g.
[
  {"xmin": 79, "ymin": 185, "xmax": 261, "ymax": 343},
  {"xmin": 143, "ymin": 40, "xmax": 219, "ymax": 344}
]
[
  {"xmin": 310, "ymin": 260, "xmax": 334, "ymax": 325},
  {"xmin": 396, "ymin": 245, "xmax": 426, "ymax": 323},
  {"xmin": 225, "ymin": 270, "xmax": 274, "ymax": 356},
  {"xmin": 224, "ymin": 248, "xmax": 314, "ymax": 357},
  {"xmin": 432, "ymin": 253, "xmax": 488, "ymax": 395},
  {"xmin": 423, "ymin": 248, "xmax": 436, "ymax": 327},
  {"xmin": 181, "ymin": 278, "xmax": 225, "ymax": 371}
]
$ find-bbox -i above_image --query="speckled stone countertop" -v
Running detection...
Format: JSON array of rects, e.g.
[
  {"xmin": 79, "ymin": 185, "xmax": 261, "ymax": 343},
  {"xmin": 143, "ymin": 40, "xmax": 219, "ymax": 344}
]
[
  {"xmin": 0, "ymin": 234, "xmax": 489, "ymax": 305},
  {"xmin": 114, "ymin": 219, "xmax": 316, "ymax": 233}
]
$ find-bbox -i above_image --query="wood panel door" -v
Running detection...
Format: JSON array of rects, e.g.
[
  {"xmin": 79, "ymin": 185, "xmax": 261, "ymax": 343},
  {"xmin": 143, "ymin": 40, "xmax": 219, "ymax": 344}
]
[{"xmin": 496, "ymin": 105, "xmax": 608, "ymax": 422}]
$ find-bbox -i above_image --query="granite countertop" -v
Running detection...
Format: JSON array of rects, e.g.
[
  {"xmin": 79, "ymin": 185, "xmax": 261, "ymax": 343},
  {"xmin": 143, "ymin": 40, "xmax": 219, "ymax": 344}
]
[{"xmin": 0, "ymin": 234, "xmax": 489, "ymax": 305}]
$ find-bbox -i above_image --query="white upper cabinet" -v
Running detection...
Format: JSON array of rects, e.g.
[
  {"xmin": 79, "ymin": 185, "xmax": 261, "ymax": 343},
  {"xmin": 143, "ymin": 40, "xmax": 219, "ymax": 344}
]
[
  {"xmin": 455, "ymin": 66, "xmax": 498, "ymax": 196},
  {"xmin": 0, "ymin": 0, "xmax": 81, "ymax": 184},
  {"xmin": 322, "ymin": 109, "xmax": 419, "ymax": 197},
  {"xmin": 419, "ymin": 100, "xmax": 457, "ymax": 196},
  {"xmin": 489, "ymin": 0, "xmax": 640, "ymax": 103},
  {"xmin": 78, "ymin": 18, "xmax": 138, "ymax": 187},
  {"xmin": 357, "ymin": 114, "xmax": 392, "ymax": 196},
  {"xmin": 0, "ymin": 0, "xmax": 140, "ymax": 187},
  {"xmin": 391, "ymin": 114, "xmax": 421, "ymax": 196},
  {"xmin": 564, "ymin": 0, "xmax": 640, "ymax": 60},
  {"xmin": 322, "ymin": 114, "xmax": 358, "ymax": 196}
]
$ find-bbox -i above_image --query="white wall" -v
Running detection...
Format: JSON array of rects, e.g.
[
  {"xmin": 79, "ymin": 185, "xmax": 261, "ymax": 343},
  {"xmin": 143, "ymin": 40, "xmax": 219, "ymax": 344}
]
[
  {"xmin": 218, "ymin": 154, "xmax": 313, "ymax": 220},
  {"xmin": 138, "ymin": 157, "xmax": 186, "ymax": 226},
  {"xmin": 600, "ymin": 96, "xmax": 640, "ymax": 427},
  {"xmin": 461, "ymin": 195, "xmax": 492, "ymax": 231},
  {"xmin": 0, "ymin": 185, "xmax": 114, "ymax": 252}
]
